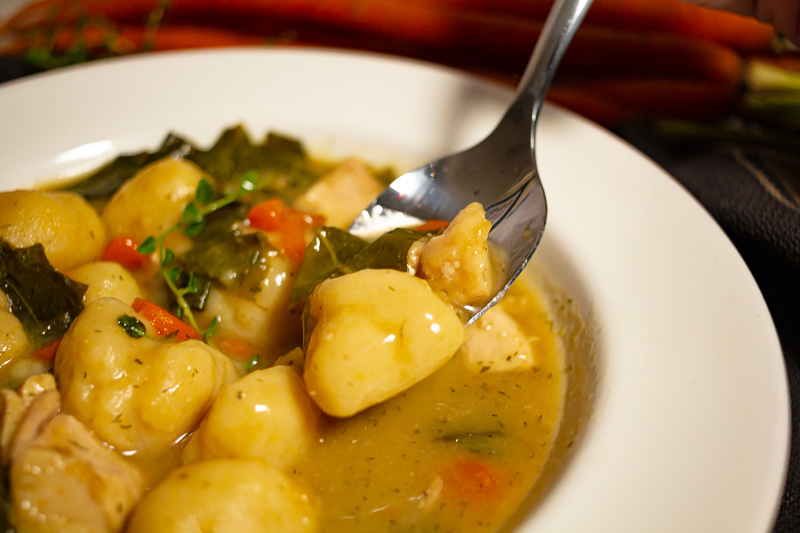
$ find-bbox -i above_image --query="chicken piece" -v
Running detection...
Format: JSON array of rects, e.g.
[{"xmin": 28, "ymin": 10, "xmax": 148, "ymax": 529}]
[
  {"xmin": 182, "ymin": 366, "xmax": 321, "ymax": 468},
  {"xmin": 54, "ymin": 297, "xmax": 238, "ymax": 459},
  {"xmin": 6, "ymin": 385, "xmax": 144, "ymax": 533},
  {"xmin": 0, "ymin": 373, "xmax": 56, "ymax": 465},
  {"xmin": 293, "ymin": 159, "xmax": 384, "ymax": 228},
  {"xmin": 458, "ymin": 305, "xmax": 537, "ymax": 373},
  {"xmin": 304, "ymin": 269, "xmax": 465, "ymax": 417},
  {"xmin": 127, "ymin": 458, "xmax": 319, "ymax": 533},
  {"xmin": 417, "ymin": 202, "xmax": 495, "ymax": 309}
]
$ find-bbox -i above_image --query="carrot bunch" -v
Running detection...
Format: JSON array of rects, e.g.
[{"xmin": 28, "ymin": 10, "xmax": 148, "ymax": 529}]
[{"xmin": 1, "ymin": 0, "xmax": 797, "ymax": 128}]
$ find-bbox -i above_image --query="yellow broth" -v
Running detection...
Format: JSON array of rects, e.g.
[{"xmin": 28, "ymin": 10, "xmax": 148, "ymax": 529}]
[{"xmin": 293, "ymin": 276, "xmax": 563, "ymax": 532}]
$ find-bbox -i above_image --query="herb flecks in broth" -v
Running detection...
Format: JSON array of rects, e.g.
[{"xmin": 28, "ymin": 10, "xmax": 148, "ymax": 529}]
[{"xmin": 0, "ymin": 126, "xmax": 565, "ymax": 533}]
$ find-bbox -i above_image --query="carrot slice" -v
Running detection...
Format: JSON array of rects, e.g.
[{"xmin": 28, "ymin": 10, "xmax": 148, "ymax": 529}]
[
  {"xmin": 31, "ymin": 338, "xmax": 62, "ymax": 362},
  {"xmin": 247, "ymin": 197, "xmax": 287, "ymax": 231},
  {"xmin": 414, "ymin": 219, "xmax": 450, "ymax": 232},
  {"xmin": 103, "ymin": 235, "xmax": 148, "ymax": 269},
  {"xmin": 131, "ymin": 297, "xmax": 200, "ymax": 341}
]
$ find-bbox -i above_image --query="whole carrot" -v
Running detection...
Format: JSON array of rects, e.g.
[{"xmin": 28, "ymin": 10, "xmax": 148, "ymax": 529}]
[
  {"xmin": 558, "ymin": 78, "xmax": 740, "ymax": 120},
  {"xmin": 4, "ymin": 0, "xmax": 776, "ymax": 53}
]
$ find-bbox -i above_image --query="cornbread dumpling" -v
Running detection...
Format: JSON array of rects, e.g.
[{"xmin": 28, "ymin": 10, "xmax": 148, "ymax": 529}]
[
  {"xmin": 0, "ymin": 190, "xmax": 105, "ymax": 270},
  {"xmin": 68, "ymin": 261, "xmax": 144, "ymax": 306},
  {"xmin": 304, "ymin": 268, "xmax": 465, "ymax": 417},
  {"xmin": 127, "ymin": 458, "xmax": 319, "ymax": 533},
  {"xmin": 101, "ymin": 157, "xmax": 205, "ymax": 245},
  {"xmin": 182, "ymin": 366, "xmax": 321, "ymax": 467},
  {"xmin": 54, "ymin": 297, "xmax": 238, "ymax": 457}
]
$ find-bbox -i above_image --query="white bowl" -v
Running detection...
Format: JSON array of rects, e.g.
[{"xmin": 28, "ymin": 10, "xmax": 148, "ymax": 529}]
[{"xmin": 0, "ymin": 48, "xmax": 789, "ymax": 532}]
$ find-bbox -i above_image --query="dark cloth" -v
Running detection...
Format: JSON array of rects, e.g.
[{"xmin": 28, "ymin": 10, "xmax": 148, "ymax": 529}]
[
  {"xmin": 615, "ymin": 122, "xmax": 800, "ymax": 533},
  {"xmin": 1, "ymin": 55, "xmax": 797, "ymax": 531}
]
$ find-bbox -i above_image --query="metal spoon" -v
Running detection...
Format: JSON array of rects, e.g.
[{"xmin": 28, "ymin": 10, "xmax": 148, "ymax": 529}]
[{"xmin": 349, "ymin": 0, "xmax": 594, "ymax": 324}]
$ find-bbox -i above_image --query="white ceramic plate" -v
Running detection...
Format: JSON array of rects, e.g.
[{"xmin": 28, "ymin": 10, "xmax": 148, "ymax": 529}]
[{"xmin": 0, "ymin": 48, "xmax": 789, "ymax": 532}]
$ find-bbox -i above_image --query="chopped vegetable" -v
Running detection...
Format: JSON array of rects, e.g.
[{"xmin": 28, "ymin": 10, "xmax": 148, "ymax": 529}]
[
  {"xmin": 290, "ymin": 226, "xmax": 433, "ymax": 306},
  {"xmin": 117, "ymin": 314, "xmax": 148, "ymax": 339},
  {"xmin": 103, "ymin": 235, "xmax": 148, "ymax": 269},
  {"xmin": 31, "ymin": 338, "xmax": 62, "ymax": 362},
  {"xmin": 440, "ymin": 459, "xmax": 503, "ymax": 505},
  {"xmin": 130, "ymin": 297, "xmax": 200, "ymax": 341},
  {"xmin": 247, "ymin": 197, "xmax": 287, "ymax": 231},
  {"xmin": 0, "ymin": 239, "xmax": 87, "ymax": 346}
]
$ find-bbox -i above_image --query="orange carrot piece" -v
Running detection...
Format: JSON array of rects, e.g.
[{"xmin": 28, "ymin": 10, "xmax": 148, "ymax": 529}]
[
  {"xmin": 440, "ymin": 459, "xmax": 503, "ymax": 505},
  {"xmin": 131, "ymin": 297, "xmax": 200, "ymax": 341},
  {"xmin": 103, "ymin": 235, "xmax": 148, "ymax": 269},
  {"xmin": 414, "ymin": 220, "xmax": 450, "ymax": 232},
  {"xmin": 216, "ymin": 337, "xmax": 256, "ymax": 362},
  {"xmin": 247, "ymin": 197, "xmax": 287, "ymax": 232},
  {"xmin": 546, "ymin": 86, "xmax": 633, "ymax": 127},
  {"xmin": 560, "ymin": 78, "xmax": 740, "ymax": 121},
  {"xmin": 31, "ymin": 338, "xmax": 62, "ymax": 362}
]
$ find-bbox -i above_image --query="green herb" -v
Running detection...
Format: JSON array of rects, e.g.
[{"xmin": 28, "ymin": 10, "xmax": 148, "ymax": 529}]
[
  {"xmin": 137, "ymin": 171, "xmax": 264, "ymax": 343},
  {"xmin": 245, "ymin": 354, "xmax": 260, "ymax": 372},
  {"xmin": 0, "ymin": 240, "xmax": 87, "ymax": 346},
  {"xmin": 116, "ymin": 315, "xmax": 147, "ymax": 338}
]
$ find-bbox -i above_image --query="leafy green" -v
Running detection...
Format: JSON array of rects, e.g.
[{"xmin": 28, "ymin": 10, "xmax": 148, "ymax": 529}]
[
  {"xmin": 65, "ymin": 134, "xmax": 197, "ymax": 199},
  {"xmin": 289, "ymin": 227, "xmax": 431, "ymax": 306},
  {"xmin": 436, "ymin": 430, "xmax": 507, "ymax": 456},
  {"xmin": 180, "ymin": 232, "xmax": 268, "ymax": 287},
  {"xmin": 289, "ymin": 228, "xmax": 368, "ymax": 307},
  {"xmin": 0, "ymin": 240, "xmax": 87, "ymax": 346},
  {"xmin": 116, "ymin": 315, "xmax": 147, "ymax": 339}
]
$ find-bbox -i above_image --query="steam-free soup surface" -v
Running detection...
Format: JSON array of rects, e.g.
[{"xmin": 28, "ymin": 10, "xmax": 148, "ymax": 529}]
[{"xmin": 0, "ymin": 127, "xmax": 563, "ymax": 532}]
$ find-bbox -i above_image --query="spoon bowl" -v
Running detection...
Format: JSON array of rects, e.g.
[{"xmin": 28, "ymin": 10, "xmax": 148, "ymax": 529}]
[{"xmin": 350, "ymin": 0, "xmax": 593, "ymax": 324}]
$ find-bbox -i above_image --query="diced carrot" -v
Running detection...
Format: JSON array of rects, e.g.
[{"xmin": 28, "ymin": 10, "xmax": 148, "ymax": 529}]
[
  {"xmin": 440, "ymin": 459, "xmax": 503, "ymax": 505},
  {"xmin": 131, "ymin": 297, "xmax": 200, "ymax": 341},
  {"xmin": 31, "ymin": 338, "xmax": 62, "ymax": 362},
  {"xmin": 267, "ymin": 208, "xmax": 325, "ymax": 264},
  {"xmin": 247, "ymin": 197, "xmax": 287, "ymax": 231},
  {"xmin": 216, "ymin": 337, "xmax": 256, "ymax": 362},
  {"xmin": 103, "ymin": 235, "xmax": 148, "ymax": 269},
  {"xmin": 414, "ymin": 219, "xmax": 450, "ymax": 232}
]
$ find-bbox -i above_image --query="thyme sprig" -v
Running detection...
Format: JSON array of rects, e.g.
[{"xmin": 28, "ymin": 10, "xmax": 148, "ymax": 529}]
[{"xmin": 138, "ymin": 170, "xmax": 260, "ymax": 343}]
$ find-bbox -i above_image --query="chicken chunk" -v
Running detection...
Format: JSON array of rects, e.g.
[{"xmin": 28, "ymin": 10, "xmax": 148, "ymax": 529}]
[
  {"xmin": 458, "ymin": 305, "xmax": 537, "ymax": 373},
  {"xmin": 417, "ymin": 202, "xmax": 495, "ymax": 309},
  {"xmin": 3, "ymin": 382, "xmax": 144, "ymax": 533},
  {"xmin": 293, "ymin": 159, "xmax": 384, "ymax": 228}
]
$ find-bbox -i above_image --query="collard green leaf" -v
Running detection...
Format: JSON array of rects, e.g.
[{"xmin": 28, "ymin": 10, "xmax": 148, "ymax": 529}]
[
  {"xmin": 289, "ymin": 227, "xmax": 431, "ymax": 307},
  {"xmin": 65, "ymin": 133, "xmax": 197, "ymax": 199},
  {"xmin": 347, "ymin": 228, "xmax": 429, "ymax": 272},
  {"xmin": 436, "ymin": 430, "xmax": 507, "ymax": 456},
  {"xmin": 0, "ymin": 240, "xmax": 87, "ymax": 346},
  {"xmin": 289, "ymin": 228, "xmax": 368, "ymax": 307}
]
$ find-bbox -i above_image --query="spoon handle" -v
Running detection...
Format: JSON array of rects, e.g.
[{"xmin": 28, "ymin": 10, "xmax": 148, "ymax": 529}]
[{"xmin": 516, "ymin": 0, "xmax": 594, "ymax": 128}]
